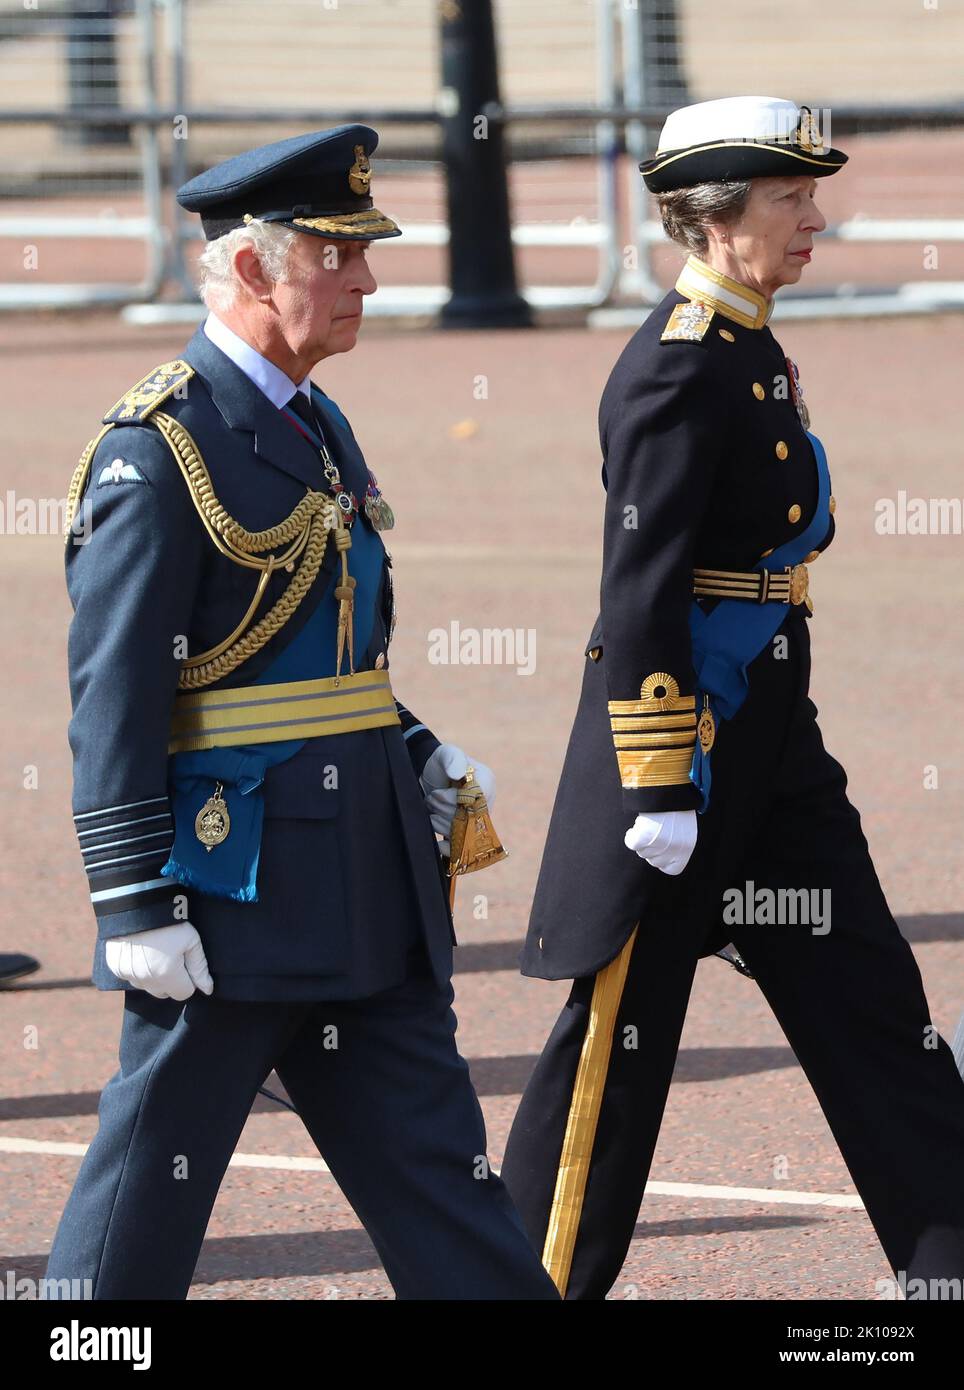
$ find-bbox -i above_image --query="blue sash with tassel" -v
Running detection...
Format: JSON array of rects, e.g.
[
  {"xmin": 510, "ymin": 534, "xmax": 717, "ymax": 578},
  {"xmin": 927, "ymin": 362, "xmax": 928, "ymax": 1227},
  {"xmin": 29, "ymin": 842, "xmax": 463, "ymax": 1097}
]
[
  {"xmin": 160, "ymin": 392, "xmax": 384, "ymax": 902},
  {"xmin": 688, "ymin": 430, "xmax": 832, "ymax": 812}
]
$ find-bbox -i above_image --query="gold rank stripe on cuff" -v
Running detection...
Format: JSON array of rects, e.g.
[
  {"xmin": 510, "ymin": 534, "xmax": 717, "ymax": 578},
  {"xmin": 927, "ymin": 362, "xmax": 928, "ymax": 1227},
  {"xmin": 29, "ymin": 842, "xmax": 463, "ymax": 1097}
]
[
  {"xmin": 606, "ymin": 673, "xmax": 696, "ymax": 786},
  {"xmin": 615, "ymin": 748, "xmax": 695, "ymax": 787},
  {"xmin": 168, "ymin": 669, "xmax": 401, "ymax": 754},
  {"xmin": 611, "ymin": 731, "xmax": 696, "ymax": 748},
  {"xmin": 607, "ymin": 697, "xmax": 696, "ymax": 716},
  {"xmin": 608, "ymin": 714, "xmax": 696, "ymax": 733}
]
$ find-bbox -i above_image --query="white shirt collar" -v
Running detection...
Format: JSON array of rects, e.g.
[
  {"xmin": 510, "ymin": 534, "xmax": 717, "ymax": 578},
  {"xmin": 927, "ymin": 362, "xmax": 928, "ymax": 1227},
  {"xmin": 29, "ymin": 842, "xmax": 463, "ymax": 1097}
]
[{"xmin": 203, "ymin": 313, "xmax": 311, "ymax": 409}]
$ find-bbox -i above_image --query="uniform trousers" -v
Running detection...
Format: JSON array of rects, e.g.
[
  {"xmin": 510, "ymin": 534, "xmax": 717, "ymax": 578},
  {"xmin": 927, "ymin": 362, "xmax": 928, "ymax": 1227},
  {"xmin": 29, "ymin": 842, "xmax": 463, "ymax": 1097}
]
[
  {"xmin": 44, "ymin": 956, "xmax": 559, "ymax": 1300},
  {"xmin": 501, "ymin": 623, "xmax": 964, "ymax": 1299}
]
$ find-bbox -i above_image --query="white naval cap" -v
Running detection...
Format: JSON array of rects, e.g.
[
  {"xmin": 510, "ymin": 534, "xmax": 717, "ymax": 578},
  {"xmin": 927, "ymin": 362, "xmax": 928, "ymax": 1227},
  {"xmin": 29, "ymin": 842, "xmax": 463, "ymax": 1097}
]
[{"xmin": 640, "ymin": 95, "xmax": 848, "ymax": 193}]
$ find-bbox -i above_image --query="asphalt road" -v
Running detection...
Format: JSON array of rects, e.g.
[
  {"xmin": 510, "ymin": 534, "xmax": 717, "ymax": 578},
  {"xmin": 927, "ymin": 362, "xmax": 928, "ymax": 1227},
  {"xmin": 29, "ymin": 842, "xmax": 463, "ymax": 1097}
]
[{"xmin": 1, "ymin": 271, "xmax": 963, "ymax": 1299}]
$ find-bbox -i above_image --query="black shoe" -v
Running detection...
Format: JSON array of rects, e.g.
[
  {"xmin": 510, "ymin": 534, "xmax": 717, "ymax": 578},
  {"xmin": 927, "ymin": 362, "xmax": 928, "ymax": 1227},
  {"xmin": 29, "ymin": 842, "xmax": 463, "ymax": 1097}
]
[{"xmin": 0, "ymin": 953, "xmax": 40, "ymax": 986}]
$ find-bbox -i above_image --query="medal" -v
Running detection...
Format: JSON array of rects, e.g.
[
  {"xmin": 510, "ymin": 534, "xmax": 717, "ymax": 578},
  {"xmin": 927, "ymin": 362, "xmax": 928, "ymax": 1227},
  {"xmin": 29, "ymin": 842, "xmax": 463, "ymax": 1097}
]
[
  {"xmin": 697, "ymin": 695, "xmax": 716, "ymax": 754},
  {"xmin": 785, "ymin": 356, "xmax": 811, "ymax": 430},
  {"xmin": 363, "ymin": 469, "xmax": 395, "ymax": 531},
  {"xmin": 333, "ymin": 486, "xmax": 359, "ymax": 526},
  {"xmin": 316, "ymin": 440, "xmax": 358, "ymax": 526},
  {"xmin": 195, "ymin": 780, "xmax": 230, "ymax": 850}
]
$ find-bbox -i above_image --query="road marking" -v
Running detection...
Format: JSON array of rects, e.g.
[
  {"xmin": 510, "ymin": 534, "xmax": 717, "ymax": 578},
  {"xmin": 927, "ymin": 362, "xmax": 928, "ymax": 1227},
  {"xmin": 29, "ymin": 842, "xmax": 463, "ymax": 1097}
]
[
  {"xmin": 644, "ymin": 1180, "xmax": 863, "ymax": 1209},
  {"xmin": 0, "ymin": 1136, "xmax": 332, "ymax": 1172},
  {"xmin": 0, "ymin": 1137, "xmax": 864, "ymax": 1206}
]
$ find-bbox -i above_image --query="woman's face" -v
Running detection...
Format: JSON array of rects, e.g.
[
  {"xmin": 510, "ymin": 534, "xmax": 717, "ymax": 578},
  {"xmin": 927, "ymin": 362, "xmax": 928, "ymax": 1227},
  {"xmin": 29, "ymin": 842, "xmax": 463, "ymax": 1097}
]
[{"xmin": 705, "ymin": 174, "xmax": 827, "ymax": 299}]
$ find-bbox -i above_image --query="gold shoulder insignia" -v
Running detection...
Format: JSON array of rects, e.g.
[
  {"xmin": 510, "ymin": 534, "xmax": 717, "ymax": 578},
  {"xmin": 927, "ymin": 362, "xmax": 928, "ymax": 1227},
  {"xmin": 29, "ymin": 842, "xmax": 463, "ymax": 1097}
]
[
  {"xmin": 660, "ymin": 300, "xmax": 715, "ymax": 343},
  {"xmin": 102, "ymin": 359, "xmax": 195, "ymax": 424}
]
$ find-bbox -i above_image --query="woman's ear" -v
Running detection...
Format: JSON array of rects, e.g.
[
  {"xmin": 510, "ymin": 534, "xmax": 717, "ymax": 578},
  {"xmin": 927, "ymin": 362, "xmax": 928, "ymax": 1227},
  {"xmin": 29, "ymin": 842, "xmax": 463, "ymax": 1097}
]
[{"xmin": 703, "ymin": 220, "xmax": 729, "ymax": 252}]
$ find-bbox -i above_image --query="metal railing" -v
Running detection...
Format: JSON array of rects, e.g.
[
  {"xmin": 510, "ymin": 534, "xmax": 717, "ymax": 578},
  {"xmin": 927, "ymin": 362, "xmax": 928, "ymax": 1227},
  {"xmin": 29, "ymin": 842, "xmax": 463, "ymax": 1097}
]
[
  {"xmin": 0, "ymin": 0, "xmax": 166, "ymax": 308},
  {"xmin": 2, "ymin": 0, "xmax": 964, "ymax": 321}
]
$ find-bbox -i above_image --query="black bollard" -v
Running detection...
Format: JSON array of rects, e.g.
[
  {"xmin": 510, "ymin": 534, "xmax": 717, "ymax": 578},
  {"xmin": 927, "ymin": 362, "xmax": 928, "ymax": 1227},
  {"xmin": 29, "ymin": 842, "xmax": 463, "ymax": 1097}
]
[{"xmin": 439, "ymin": 0, "xmax": 531, "ymax": 329}]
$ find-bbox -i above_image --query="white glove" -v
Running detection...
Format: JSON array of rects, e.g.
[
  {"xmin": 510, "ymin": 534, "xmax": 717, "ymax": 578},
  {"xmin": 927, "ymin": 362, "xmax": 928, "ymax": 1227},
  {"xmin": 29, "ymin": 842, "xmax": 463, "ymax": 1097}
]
[
  {"xmin": 105, "ymin": 922, "xmax": 214, "ymax": 1001},
  {"xmin": 624, "ymin": 810, "xmax": 698, "ymax": 876},
  {"xmin": 419, "ymin": 743, "xmax": 496, "ymax": 856}
]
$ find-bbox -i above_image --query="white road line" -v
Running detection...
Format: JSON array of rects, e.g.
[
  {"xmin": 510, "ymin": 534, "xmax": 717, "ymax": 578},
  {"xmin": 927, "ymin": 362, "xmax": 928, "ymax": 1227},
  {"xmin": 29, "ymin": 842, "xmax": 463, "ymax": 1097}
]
[
  {"xmin": 0, "ymin": 1137, "xmax": 864, "ymax": 1207},
  {"xmin": 644, "ymin": 1180, "xmax": 863, "ymax": 1210},
  {"xmin": 0, "ymin": 1136, "xmax": 332, "ymax": 1172}
]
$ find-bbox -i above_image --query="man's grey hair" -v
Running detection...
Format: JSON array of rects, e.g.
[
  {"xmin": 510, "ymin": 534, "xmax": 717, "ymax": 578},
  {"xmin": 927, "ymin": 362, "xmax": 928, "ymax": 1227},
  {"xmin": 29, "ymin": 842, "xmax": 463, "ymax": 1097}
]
[
  {"xmin": 196, "ymin": 218, "xmax": 299, "ymax": 310},
  {"xmin": 656, "ymin": 180, "xmax": 753, "ymax": 254}
]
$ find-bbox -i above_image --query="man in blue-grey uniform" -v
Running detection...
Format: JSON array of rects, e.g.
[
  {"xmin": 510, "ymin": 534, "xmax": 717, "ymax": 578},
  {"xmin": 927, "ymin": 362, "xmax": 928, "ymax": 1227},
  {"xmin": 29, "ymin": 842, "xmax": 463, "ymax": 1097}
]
[{"xmin": 45, "ymin": 125, "xmax": 558, "ymax": 1301}]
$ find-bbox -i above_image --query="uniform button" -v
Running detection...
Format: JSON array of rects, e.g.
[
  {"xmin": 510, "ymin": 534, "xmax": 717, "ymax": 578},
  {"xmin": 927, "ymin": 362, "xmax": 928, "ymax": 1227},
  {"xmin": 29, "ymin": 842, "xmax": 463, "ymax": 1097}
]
[
  {"xmin": 829, "ymin": 495, "xmax": 836, "ymax": 514},
  {"xmin": 788, "ymin": 503, "xmax": 802, "ymax": 524},
  {"xmin": 775, "ymin": 440, "xmax": 788, "ymax": 460},
  {"xmin": 752, "ymin": 382, "xmax": 765, "ymax": 400},
  {"xmin": 374, "ymin": 652, "xmax": 386, "ymax": 669},
  {"xmin": 804, "ymin": 549, "xmax": 820, "ymax": 562},
  {"xmin": 538, "ymin": 937, "xmax": 544, "ymax": 950},
  {"xmin": 718, "ymin": 328, "xmax": 735, "ymax": 341}
]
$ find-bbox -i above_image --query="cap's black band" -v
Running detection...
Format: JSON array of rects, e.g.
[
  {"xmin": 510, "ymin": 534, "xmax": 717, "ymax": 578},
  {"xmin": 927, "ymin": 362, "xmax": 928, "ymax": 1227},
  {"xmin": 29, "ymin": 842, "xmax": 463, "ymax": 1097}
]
[{"xmin": 640, "ymin": 139, "xmax": 848, "ymax": 193}]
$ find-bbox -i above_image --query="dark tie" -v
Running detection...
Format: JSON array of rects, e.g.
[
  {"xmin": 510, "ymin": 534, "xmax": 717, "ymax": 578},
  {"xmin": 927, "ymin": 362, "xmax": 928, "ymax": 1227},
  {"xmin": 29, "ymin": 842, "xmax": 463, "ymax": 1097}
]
[{"xmin": 286, "ymin": 390, "xmax": 318, "ymax": 434}]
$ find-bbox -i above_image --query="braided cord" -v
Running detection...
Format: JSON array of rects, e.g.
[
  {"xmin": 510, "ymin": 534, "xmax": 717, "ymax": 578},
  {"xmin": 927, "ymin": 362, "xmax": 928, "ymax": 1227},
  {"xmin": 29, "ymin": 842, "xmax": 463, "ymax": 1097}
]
[{"xmin": 146, "ymin": 412, "xmax": 340, "ymax": 691}]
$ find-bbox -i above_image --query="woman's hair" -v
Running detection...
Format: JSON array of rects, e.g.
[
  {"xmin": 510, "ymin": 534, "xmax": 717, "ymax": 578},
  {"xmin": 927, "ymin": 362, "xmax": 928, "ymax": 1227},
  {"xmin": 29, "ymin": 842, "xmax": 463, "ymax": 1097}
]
[
  {"xmin": 656, "ymin": 180, "xmax": 753, "ymax": 254},
  {"xmin": 196, "ymin": 218, "xmax": 299, "ymax": 310}
]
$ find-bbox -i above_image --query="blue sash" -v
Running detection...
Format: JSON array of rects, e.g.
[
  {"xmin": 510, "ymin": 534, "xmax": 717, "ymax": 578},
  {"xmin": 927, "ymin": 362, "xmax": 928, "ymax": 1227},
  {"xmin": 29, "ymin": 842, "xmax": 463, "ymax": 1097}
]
[
  {"xmin": 688, "ymin": 430, "xmax": 831, "ymax": 811},
  {"xmin": 160, "ymin": 392, "xmax": 385, "ymax": 902}
]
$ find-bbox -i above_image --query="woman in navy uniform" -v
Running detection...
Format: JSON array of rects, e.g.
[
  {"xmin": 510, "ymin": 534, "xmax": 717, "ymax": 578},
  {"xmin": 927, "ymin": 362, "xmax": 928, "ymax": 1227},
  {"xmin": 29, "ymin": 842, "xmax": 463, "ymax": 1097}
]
[
  {"xmin": 500, "ymin": 97, "xmax": 964, "ymax": 1299},
  {"xmin": 44, "ymin": 126, "xmax": 558, "ymax": 1301}
]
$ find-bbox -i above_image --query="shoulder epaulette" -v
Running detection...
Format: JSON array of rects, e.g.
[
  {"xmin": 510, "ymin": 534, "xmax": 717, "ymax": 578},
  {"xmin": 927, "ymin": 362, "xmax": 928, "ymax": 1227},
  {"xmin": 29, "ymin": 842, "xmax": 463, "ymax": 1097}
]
[
  {"xmin": 102, "ymin": 359, "xmax": 195, "ymax": 424},
  {"xmin": 660, "ymin": 300, "xmax": 715, "ymax": 343}
]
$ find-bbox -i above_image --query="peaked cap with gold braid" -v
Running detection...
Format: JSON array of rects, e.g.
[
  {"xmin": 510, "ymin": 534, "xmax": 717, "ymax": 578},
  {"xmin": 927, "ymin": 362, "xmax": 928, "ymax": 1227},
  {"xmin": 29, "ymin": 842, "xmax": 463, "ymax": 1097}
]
[{"xmin": 176, "ymin": 124, "xmax": 400, "ymax": 242}]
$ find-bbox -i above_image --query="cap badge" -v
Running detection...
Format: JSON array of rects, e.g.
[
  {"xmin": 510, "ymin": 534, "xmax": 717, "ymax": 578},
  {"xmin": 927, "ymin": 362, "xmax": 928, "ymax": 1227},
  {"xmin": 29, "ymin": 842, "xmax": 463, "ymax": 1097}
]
[
  {"xmin": 348, "ymin": 145, "xmax": 372, "ymax": 196},
  {"xmin": 794, "ymin": 106, "xmax": 824, "ymax": 155}
]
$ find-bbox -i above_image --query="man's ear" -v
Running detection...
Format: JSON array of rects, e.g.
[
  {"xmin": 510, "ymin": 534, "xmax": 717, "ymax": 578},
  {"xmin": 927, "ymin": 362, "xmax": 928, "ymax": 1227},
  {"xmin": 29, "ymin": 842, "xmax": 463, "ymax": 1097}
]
[{"xmin": 233, "ymin": 243, "xmax": 274, "ymax": 303}]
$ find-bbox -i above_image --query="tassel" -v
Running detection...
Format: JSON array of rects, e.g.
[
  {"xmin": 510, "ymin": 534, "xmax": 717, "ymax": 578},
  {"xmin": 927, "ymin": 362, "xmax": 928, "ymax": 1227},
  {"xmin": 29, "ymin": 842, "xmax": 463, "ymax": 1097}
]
[
  {"xmin": 445, "ymin": 766, "xmax": 508, "ymax": 913},
  {"xmin": 332, "ymin": 519, "xmax": 356, "ymax": 679}
]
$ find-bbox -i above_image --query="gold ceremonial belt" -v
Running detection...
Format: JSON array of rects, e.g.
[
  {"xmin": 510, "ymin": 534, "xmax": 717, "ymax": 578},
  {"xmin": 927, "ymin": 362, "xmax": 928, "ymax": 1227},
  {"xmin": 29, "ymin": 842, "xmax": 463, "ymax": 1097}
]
[
  {"xmin": 693, "ymin": 563, "xmax": 810, "ymax": 607},
  {"xmin": 168, "ymin": 669, "xmax": 400, "ymax": 754}
]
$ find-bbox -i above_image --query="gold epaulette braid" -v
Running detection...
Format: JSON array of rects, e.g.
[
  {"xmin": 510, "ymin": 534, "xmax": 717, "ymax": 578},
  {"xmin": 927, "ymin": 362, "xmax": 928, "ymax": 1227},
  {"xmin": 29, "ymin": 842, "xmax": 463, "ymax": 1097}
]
[
  {"xmin": 63, "ymin": 388, "xmax": 348, "ymax": 692},
  {"xmin": 150, "ymin": 411, "xmax": 326, "ymax": 562},
  {"xmin": 65, "ymin": 358, "xmax": 351, "ymax": 689},
  {"xmin": 148, "ymin": 411, "xmax": 340, "ymax": 691},
  {"xmin": 63, "ymin": 424, "xmax": 115, "ymax": 541}
]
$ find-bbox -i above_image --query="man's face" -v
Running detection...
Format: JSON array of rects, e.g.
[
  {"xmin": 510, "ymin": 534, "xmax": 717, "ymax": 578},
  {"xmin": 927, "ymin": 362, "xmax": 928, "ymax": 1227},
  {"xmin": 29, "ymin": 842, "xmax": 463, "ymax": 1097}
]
[{"xmin": 273, "ymin": 234, "xmax": 377, "ymax": 363}]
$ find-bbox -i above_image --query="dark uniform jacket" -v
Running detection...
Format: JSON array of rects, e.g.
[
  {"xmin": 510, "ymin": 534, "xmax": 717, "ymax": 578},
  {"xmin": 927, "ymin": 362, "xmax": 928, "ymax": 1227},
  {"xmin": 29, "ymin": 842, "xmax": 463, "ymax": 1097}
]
[
  {"xmin": 522, "ymin": 255, "xmax": 836, "ymax": 981},
  {"xmin": 65, "ymin": 326, "xmax": 454, "ymax": 1000}
]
